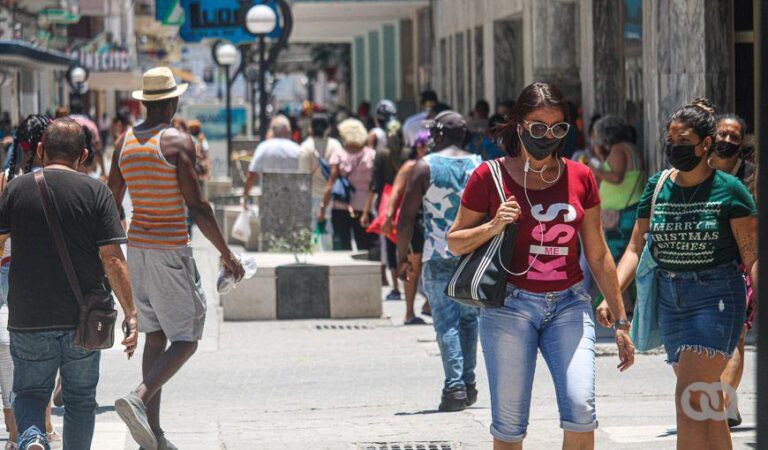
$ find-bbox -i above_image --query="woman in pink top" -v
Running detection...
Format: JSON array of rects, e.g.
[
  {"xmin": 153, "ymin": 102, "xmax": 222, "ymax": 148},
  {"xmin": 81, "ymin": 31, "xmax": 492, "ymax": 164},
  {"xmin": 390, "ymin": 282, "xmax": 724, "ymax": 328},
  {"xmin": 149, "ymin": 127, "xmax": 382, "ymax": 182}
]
[{"xmin": 318, "ymin": 118, "xmax": 377, "ymax": 251}]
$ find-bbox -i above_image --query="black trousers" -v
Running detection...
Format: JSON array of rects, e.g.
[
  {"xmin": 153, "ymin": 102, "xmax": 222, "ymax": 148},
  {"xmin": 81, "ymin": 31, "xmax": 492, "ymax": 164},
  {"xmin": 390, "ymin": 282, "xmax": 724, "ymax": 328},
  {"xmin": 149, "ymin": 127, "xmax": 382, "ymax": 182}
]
[{"xmin": 332, "ymin": 209, "xmax": 376, "ymax": 251}]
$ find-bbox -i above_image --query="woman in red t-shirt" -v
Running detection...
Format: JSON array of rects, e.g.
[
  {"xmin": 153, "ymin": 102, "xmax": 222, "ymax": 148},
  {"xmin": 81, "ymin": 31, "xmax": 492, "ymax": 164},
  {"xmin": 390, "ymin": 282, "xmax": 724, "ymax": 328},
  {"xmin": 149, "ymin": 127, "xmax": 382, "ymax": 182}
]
[{"xmin": 447, "ymin": 82, "xmax": 634, "ymax": 449}]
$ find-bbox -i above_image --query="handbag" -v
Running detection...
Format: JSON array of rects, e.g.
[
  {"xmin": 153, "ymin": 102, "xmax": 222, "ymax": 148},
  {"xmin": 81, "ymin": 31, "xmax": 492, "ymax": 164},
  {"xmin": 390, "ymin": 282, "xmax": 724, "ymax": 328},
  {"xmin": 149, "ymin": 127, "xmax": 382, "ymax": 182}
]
[
  {"xmin": 630, "ymin": 169, "xmax": 672, "ymax": 352},
  {"xmin": 34, "ymin": 171, "xmax": 117, "ymax": 351},
  {"xmin": 365, "ymin": 184, "xmax": 398, "ymax": 243},
  {"xmin": 330, "ymin": 152, "xmax": 365, "ymax": 204},
  {"xmin": 444, "ymin": 159, "xmax": 517, "ymax": 308}
]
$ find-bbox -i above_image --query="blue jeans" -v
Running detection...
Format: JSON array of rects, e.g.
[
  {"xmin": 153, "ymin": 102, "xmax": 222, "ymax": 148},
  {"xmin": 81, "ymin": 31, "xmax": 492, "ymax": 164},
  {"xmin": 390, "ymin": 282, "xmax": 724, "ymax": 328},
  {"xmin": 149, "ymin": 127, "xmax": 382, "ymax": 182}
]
[
  {"xmin": 657, "ymin": 261, "xmax": 746, "ymax": 364},
  {"xmin": 0, "ymin": 262, "xmax": 8, "ymax": 306},
  {"xmin": 11, "ymin": 331, "xmax": 100, "ymax": 450},
  {"xmin": 421, "ymin": 259, "xmax": 479, "ymax": 390},
  {"xmin": 480, "ymin": 284, "xmax": 597, "ymax": 442}
]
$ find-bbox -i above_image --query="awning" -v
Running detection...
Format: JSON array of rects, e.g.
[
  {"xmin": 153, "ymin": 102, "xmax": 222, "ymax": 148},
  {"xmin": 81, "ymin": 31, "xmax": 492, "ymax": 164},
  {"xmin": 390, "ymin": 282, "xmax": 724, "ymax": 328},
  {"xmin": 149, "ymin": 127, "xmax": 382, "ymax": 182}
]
[
  {"xmin": 0, "ymin": 40, "xmax": 76, "ymax": 70},
  {"xmin": 291, "ymin": 1, "xmax": 428, "ymax": 42},
  {"xmin": 86, "ymin": 71, "xmax": 143, "ymax": 91}
]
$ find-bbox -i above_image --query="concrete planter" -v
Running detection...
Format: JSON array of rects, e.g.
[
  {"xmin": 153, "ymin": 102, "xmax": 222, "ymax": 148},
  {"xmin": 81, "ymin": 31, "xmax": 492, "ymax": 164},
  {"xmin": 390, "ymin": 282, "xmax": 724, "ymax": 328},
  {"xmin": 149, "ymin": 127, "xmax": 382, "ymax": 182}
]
[
  {"xmin": 221, "ymin": 252, "xmax": 382, "ymax": 321},
  {"xmin": 276, "ymin": 264, "xmax": 329, "ymax": 319}
]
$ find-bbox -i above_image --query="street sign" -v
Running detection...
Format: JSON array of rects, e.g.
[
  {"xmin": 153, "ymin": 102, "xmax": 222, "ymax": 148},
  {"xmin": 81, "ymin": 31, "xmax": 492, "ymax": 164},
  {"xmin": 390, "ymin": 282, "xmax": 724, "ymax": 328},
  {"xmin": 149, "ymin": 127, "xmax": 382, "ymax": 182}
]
[
  {"xmin": 155, "ymin": 0, "xmax": 185, "ymax": 26},
  {"xmin": 176, "ymin": 0, "xmax": 282, "ymax": 44},
  {"xmin": 38, "ymin": 8, "xmax": 81, "ymax": 25}
]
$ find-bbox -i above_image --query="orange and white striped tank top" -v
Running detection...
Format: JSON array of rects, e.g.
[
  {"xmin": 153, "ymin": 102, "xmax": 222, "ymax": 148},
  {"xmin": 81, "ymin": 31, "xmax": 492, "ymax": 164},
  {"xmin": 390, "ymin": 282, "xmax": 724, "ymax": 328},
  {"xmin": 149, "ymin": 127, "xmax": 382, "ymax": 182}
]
[{"xmin": 118, "ymin": 125, "xmax": 189, "ymax": 249}]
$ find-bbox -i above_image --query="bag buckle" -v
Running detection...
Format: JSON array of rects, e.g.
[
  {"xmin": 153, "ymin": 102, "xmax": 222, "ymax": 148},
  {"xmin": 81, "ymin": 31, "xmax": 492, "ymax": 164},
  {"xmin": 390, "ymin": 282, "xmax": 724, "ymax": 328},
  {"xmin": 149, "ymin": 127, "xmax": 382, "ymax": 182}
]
[{"xmin": 97, "ymin": 322, "xmax": 103, "ymax": 332}]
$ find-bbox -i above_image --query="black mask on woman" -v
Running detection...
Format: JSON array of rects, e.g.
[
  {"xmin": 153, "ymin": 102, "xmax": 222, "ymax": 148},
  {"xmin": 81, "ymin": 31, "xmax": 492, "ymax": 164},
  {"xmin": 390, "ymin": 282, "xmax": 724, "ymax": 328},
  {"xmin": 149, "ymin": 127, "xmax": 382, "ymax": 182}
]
[
  {"xmin": 665, "ymin": 143, "xmax": 702, "ymax": 172},
  {"xmin": 519, "ymin": 128, "xmax": 562, "ymax": 161},
  {"xmin": 713, "ymin": 141, "xmax": 741, "ymax": 158}
]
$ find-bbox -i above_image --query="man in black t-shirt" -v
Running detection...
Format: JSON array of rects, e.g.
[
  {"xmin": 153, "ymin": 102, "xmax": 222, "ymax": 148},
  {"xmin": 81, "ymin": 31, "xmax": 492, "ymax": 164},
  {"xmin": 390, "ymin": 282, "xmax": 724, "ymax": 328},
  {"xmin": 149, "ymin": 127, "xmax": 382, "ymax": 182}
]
[{"xmin": 0, "ymin": 118, "xmax": 138, "ymax": 450}]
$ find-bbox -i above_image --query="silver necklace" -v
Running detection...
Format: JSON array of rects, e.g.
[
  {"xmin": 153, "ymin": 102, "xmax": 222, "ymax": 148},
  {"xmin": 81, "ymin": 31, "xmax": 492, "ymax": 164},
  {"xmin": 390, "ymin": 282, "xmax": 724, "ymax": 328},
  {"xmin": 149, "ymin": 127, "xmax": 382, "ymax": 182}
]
[{"xmin": 678, "ymin": 180, "xmax": 704, "ymax": 220}]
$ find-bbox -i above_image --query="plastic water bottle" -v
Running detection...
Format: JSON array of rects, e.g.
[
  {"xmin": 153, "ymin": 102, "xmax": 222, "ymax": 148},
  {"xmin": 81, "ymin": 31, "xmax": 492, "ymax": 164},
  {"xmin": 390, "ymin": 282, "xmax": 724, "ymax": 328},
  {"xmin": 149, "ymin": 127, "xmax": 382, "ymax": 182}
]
[{"xmin": 217, "ymin": 255, "xmax": 258, "ymax": 294}]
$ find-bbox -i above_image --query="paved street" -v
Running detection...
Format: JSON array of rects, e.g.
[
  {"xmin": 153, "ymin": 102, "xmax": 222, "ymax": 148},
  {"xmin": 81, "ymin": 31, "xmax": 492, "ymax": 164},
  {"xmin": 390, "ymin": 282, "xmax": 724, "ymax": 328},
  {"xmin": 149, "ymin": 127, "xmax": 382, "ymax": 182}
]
[{"xmin": 3, "ymin": 236, "xmax": 756, "ymax": 450}]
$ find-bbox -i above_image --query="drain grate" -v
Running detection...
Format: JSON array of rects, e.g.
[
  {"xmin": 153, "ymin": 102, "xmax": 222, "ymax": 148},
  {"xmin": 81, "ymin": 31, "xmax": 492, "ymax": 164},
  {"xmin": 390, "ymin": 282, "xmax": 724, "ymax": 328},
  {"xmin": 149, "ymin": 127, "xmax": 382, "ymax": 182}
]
[
  {"xmin": 315, "ymin": 324, "xmax": 373, "ymax": 330},
  {"xmin": 355, "ymin": 443, "xmax": 461, "ymax": 450}
]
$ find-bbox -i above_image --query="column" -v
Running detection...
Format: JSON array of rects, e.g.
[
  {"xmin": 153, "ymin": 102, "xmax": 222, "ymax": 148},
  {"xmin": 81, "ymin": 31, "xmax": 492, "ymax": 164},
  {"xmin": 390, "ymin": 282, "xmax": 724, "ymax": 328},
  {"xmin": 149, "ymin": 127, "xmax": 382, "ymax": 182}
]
[
  {"xmin": 643, "ymin": 0, "xmax": 734, "ymax": 173},
  {"xmin": 580, "ymin": 0, "xmax": 625, "ymax": 122},
  {"xmin": 367, "ymin": 30, "xmax": 381, "ymax": 104},
  {"xmin": 526, "ymin": 0, "xmax": 581, "ymax": 102},
  {"xmin": 19, "ymin": 69, "xmax": 38, "ymax": 118},
  {"xmin": 381, "ymin": 23, "xmax": 398, "ymax": 102},
  {"xmin": 352, "ymin": 36, "xmax": 366, "ymax": 109},
  {"xmin": 493, "ymin": 18, "xmax": 524, "ymax": 106}
]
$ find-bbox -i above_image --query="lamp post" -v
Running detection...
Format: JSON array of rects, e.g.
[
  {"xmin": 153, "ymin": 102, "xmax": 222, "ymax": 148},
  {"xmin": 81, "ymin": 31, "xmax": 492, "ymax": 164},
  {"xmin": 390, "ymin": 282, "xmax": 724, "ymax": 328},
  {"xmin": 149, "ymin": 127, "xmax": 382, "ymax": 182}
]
[
  {"xmin": 244, "ymin": 1, "xmax": 293, "ymax": 140},
  {"xmin": 66, "ymin": 64, "xmax": 89, "ymax": 104},
  {"xmin": 212, "ymin": 41, "xmax": 242, "ymax": 176}
]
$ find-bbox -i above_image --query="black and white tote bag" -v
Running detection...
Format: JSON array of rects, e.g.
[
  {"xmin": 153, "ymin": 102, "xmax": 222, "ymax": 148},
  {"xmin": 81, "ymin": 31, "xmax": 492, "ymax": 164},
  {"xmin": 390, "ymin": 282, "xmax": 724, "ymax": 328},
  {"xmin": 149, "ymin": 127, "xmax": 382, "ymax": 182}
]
[{"xmin": 444, "ymin": 159, "xmax": 516, "ymax": 308}]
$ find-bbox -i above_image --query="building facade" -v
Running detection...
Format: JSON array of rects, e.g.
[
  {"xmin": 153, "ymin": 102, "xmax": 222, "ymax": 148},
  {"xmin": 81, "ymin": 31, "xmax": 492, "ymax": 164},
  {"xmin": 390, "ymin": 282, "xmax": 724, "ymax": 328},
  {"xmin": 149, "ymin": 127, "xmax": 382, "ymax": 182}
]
[
  {"xmin": 300, "ymin": 0, "xmax": 753, "ymax": 173},
  {"xmin": 422, "ymin": 0, "xmax": 755, "ymax": 173}
]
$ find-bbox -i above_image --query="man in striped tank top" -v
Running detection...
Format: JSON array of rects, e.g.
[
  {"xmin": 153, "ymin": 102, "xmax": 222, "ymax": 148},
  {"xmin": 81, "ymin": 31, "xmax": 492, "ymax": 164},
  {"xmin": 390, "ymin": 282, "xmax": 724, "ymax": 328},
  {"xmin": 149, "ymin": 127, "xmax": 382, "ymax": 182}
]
[{"xmin": 108, "ymin": 67, "xmax": 245, "ymax": 450}]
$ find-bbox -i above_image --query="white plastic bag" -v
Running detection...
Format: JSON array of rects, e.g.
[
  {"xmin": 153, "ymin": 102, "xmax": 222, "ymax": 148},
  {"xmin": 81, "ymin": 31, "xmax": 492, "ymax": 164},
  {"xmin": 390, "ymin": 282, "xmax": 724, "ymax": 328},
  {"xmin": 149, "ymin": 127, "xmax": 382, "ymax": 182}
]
[
  {"xmin": 231, "ymin": 209, "xmax": 252, "ymax": 243},
  {"xmin": 217, "ymin": 255, "xmax": 259, "ymax": 294}
]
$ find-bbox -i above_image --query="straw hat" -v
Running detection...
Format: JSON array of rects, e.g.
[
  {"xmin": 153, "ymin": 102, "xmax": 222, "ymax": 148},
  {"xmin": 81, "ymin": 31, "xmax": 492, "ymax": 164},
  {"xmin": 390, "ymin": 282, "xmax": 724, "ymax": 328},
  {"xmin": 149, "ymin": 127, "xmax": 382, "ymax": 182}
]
[{"xmin": 131, "ymin": 67, "xmax": 188, "ymax": 102}]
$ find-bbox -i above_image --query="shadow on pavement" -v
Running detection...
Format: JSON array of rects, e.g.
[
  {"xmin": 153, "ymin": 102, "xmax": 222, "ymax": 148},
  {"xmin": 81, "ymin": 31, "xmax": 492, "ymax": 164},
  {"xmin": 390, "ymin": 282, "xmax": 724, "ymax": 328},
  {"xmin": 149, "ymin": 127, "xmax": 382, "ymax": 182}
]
[{"xmin": 51, "ymin": 405, "xmax": 115, "ymax": 416}]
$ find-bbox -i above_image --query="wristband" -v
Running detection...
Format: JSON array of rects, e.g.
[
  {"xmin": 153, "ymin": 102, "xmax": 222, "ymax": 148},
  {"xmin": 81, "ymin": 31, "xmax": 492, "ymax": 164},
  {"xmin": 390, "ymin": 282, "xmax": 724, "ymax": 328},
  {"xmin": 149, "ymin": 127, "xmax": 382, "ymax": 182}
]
[
  {"xmin": 613, "ymin": 319, "xmax": 630, "ymax": 332},
  {"xmin": 591, "ymin": 293, "xmax": 604, "ymax": 311}
]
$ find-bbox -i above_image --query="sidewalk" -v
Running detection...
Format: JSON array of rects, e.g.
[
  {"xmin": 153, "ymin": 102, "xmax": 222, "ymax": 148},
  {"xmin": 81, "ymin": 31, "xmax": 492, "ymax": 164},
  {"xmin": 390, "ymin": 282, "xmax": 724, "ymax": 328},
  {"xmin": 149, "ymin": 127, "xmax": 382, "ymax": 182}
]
[{"xmin": 6, "ymin": 236, "xmax": 755, "ymax": 449}]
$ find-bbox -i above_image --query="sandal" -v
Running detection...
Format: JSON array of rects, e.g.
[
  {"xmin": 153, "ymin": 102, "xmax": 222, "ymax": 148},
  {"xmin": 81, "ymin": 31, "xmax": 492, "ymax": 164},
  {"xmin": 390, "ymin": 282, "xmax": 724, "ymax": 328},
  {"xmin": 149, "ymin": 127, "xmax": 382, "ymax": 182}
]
[{"xmin": 404, "ymin": 317, "xmax": 427, "ymax": 325}]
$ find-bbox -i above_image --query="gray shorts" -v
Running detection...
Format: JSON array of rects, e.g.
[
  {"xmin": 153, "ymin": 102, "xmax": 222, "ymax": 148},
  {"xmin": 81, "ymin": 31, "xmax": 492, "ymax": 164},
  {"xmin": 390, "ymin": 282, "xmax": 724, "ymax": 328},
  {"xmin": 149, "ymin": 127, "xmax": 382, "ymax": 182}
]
[{"xmin": 127, "ymin": 246, "xmax": 207, "ymax": 342}]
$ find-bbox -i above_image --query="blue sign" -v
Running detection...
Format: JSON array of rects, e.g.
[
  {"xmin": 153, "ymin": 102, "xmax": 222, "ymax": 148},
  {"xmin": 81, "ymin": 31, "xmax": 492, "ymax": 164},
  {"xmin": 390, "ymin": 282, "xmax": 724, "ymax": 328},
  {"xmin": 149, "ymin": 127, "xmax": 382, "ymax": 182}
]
[
  {"xmin": 183, "ymin": 104, "xmax": 248, "ymax": 141},
  {"xmin": 174, "ymin": 0, "xmax": 282, "ymax": 44}
]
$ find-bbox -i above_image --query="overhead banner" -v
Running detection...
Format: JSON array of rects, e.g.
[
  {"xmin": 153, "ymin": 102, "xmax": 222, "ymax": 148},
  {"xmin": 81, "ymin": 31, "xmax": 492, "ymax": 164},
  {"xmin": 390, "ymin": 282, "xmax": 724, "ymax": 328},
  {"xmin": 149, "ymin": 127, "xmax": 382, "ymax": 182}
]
[
  {"xmin": 155, "ymin": 0, "xmax": 185, "ymax": 26},
  {"xmin": 155, "ymin": 0, "xmax": 282, "ymax": 44}
]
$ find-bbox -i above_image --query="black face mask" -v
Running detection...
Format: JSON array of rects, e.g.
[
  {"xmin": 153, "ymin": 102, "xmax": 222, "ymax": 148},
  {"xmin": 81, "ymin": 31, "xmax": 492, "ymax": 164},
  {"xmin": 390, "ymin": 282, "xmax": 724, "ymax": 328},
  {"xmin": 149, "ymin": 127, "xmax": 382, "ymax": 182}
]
[
  {"xmin": 519, "ymin": 127, "xmax": 561, "ymax": 161},
  {"xmin": 714, "ymin": 141, "xmax": 741, "ymax": 158},
  {"xmin": 665, "ymin": 143, "xmax": 702, "ymax": 172}
]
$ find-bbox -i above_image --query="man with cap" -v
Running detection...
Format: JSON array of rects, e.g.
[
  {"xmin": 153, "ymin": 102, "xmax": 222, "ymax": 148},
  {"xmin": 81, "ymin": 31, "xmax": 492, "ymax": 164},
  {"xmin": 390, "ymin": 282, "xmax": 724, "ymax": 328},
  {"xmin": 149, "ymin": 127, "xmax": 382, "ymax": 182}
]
[
  {"xmin": 108, "ymin": 67, "xmax": 244, "ymax": 450},
  {"xmin": 368, "ymin": 99, "xmax": 397, "ymax": 152},
  {"xmin": 396, "ymin": 110, "xmax": 482, "ymax": 412},
  {"xmin": 402, "ymin": 90, "xmax": 438, "ymax": 148}
]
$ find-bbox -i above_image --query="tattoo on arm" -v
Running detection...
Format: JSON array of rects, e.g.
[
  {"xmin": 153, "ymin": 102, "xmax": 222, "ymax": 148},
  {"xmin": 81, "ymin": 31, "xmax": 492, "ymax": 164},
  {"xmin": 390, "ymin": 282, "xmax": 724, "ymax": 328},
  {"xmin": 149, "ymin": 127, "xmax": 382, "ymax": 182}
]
[{"xmin": 734, "ymin": 225, "xmax": 757, "ymax": 266}]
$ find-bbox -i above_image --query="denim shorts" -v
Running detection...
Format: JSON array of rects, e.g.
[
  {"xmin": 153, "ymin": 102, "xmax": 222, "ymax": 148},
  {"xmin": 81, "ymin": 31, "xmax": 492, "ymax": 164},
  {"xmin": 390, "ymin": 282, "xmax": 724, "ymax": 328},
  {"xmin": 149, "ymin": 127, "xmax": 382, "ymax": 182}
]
[
  {"xmin": 657, "ymin": 261, "xmax": 747, "ymax": 365},
  {"xmin": 479, "ymin": 284, "xmax": 597, "ymax": 443}
]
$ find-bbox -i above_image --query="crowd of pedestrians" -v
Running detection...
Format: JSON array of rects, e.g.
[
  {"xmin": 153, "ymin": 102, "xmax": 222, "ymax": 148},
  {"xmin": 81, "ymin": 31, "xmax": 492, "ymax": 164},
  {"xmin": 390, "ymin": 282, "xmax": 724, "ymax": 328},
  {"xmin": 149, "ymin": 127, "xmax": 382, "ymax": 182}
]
[
  {"xmin": 345, "ymin": 81, "xmax": 755, "ymax": 450},
  {"xmin": 0, "ymin": 61, "xmax": 758, "ymax": 450},
  {"xmin": 0, "ymin": 66, "xmax": 244, "ymax": 450}
]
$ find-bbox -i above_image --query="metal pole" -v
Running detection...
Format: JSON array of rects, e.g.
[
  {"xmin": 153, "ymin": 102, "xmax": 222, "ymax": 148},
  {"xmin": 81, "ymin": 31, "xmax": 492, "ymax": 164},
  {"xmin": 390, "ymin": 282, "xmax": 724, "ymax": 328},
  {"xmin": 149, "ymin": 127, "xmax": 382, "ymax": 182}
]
[
  {"xmin": 258, "ymin": 35, "xmax": 268, "ymax": 140},
  {"xmin": 756, "ymin": 0, "xmax": 767, "ymax": 446},
  {"xmin": 225, "ymin": 69, "xmax": 233, "ymax": 178},
  {"xmin": 250, "ymin": 78, "xmax": 256, "ymax": 137}
]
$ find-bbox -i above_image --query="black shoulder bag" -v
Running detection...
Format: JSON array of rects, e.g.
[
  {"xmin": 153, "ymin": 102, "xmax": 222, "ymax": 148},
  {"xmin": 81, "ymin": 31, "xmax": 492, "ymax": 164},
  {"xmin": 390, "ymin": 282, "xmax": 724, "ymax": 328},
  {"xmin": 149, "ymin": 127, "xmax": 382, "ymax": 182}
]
[
  {"xmin": 34, "ymin": 171, "xmax": 117, "ymax": 350},
  {"xmin": 444, "ymin": 159, "xmax": 517, "ymax": 308}
]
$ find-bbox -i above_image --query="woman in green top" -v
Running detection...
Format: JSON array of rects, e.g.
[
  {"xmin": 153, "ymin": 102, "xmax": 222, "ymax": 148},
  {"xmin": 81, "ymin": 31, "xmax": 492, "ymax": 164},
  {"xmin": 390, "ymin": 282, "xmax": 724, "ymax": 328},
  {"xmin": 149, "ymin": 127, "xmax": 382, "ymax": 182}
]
[
  {"xmin": 596, "ymin": 99, "xmax": 757, "ymax": 449},
  {"xmin": 589, "ymin": 115, "xmax": 644, "ymax": 260}
]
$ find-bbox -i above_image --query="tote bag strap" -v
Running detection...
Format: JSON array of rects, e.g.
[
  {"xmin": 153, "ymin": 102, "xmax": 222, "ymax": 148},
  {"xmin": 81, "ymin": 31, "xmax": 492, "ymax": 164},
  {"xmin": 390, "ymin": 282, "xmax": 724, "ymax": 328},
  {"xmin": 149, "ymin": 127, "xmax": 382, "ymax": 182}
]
[
  {"xmin": 486, "ymin": 159, "xmax": 507, "ymax": 204},
  {"xmin": 651, "ymin": 169, "xmax": 674, "ymax": 216}
]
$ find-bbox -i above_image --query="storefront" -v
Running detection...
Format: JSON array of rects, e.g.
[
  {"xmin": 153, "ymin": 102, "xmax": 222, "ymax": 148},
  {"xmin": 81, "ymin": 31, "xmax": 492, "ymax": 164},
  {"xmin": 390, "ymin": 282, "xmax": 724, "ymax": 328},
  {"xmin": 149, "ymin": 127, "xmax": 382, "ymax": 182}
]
[{"xmin": 0, "ymin": 39, "xmax": 75, "ymax": 124}]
